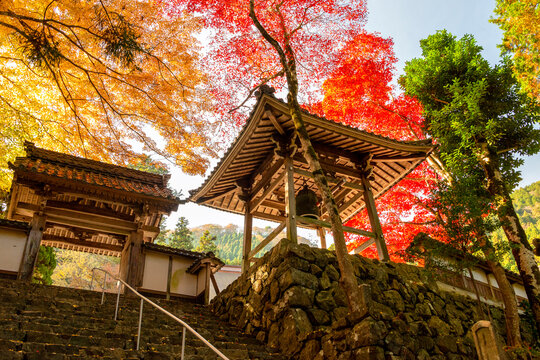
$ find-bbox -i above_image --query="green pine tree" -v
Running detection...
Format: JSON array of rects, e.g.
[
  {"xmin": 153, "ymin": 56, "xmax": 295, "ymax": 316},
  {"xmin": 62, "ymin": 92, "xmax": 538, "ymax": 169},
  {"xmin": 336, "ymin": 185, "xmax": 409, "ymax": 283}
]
[
  {"xmin": 33, "ymin": 246, "xmax": 57, "ymax": 285},
  {"xmin": 196, "ymin": 230, "xmax": 217, "ymax": 254},
  {"xmin": 168, "ymin": 217, "xmax": 194, "ymax": 250}
]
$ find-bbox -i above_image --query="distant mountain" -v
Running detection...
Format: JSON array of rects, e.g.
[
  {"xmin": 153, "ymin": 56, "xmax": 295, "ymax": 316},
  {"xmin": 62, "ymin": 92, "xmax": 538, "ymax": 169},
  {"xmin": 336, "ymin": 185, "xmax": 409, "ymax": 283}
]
[
  {"xmin": 190, "ymin": 223, "xmax": 315, "ymax": 265},
  {"xmin": 491, "ymin": 180, "xmax": 540, "ymax": 272},
  {"xmin": 512, "ymin": 181, "xmax": 540, "ymax": 239}
]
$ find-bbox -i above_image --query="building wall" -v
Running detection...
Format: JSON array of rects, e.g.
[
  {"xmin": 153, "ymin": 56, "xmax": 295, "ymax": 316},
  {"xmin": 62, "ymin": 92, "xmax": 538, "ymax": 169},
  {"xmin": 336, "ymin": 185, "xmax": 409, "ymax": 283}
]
[
  {"xmin": 196, "ymin": 265, "xmax": 207, "ymax": 297},
  {"xmin": 209, "ymin": 265, "xmax": 241, "ymax": 300},
  {"xmin": 140, "ymin": 251, "xmax": 199, "ymax": 297},
  {"xmin": 0, "ymin": 228, "xmax": 27, "ymax": 274}
]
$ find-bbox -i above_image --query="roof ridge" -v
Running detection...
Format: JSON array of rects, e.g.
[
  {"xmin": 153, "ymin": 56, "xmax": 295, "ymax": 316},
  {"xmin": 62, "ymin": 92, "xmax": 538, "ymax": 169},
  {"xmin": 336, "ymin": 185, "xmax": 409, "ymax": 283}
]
[{"xmin": 23, "ymin": 142, "xmax": 168, "ymax": 185}]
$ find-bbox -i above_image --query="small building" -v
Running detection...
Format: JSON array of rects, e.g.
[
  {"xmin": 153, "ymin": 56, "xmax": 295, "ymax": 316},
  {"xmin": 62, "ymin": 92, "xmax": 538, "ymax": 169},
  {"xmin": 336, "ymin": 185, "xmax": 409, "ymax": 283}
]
[
  {"xmin": 1, "ymin": 142, "xmax": 226, "ymax": 303},
  {"xmin": 0, "ymin": 219, "xmax": 31, "ymax": 278},
  {"xmin": 407, "ymin": 234, "xmax": 528, "ymax": 307},
  {"xmin": 141, "ymin": 243, "xmax": 224, "ymax": 304},
  {"xmin": 189, "ymin": 91, "xmax": 434, "ymax": 271}
]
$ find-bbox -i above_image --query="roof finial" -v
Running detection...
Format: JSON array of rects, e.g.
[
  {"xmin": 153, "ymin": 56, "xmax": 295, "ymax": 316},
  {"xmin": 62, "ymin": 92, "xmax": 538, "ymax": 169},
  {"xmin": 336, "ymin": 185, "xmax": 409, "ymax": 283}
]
[{"xmin": 255, "ymin": 84, "xmax": 276, "ymax": 99}]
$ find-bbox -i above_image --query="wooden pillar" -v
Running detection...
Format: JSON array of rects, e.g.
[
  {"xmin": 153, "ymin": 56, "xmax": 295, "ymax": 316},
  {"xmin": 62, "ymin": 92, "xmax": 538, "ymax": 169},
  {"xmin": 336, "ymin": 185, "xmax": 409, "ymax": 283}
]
[
  {"xmin": 204, "ymin": 263, "xmax": 211, "ymax": 305},
  {"xmin": 126, "ymin": 229, "xmax": 145, "ymax": 289},
  {"xmin": 119, "ymin": 239, "xmax": 131, "ymax": 283},
  {"xmin": 317, "ymin": 227, "xmax": 327, "ymax": 249},
  {"xmin": 284, "ymin": 156, "xmax": 297, "ymax": 243},
  {"xmin": 18, "ymin": 212, "xmax": 46, "ymax": 281},
  {"xmin": 360, "ymin": 173, "xmax": 390, "ymax": 261},
  {"xmin": 242, "ymin": 195, "xmax": 253, "ymax": 273}
]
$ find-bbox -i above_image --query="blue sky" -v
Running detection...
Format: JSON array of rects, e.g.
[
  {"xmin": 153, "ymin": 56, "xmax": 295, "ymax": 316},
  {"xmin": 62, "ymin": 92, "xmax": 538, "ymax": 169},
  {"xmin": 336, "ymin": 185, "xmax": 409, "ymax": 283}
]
[
  {"xmin": 168, "ymin": 0, "xmax": 539, "ymax": 230},
  {"xmin": 365, "ymin": 0, "xmax": 540, "ymax": 188}
]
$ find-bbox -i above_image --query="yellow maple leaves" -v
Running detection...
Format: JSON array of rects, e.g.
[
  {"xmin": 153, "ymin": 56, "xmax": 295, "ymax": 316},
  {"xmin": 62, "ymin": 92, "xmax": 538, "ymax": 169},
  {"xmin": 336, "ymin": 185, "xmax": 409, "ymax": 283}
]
[{"xmin": 0, "ymin": 0, "xmax": 216, "ymax": 191}]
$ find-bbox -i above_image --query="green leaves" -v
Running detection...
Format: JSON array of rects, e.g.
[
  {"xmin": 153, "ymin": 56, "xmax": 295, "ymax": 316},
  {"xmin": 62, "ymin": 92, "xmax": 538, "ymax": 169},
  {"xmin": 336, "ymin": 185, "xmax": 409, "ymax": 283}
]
[{"xmin": 400, "ymin": 30, "xmax": 539, "ymax": 191}]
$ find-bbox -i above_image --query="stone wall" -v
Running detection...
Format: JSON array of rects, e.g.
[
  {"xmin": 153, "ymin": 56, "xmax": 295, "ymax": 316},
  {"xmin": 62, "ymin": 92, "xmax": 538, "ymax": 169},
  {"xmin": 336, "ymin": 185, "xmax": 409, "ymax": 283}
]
[{"xmin": 211, "ymin": 239, "xmax": 531, "ymax": 359}]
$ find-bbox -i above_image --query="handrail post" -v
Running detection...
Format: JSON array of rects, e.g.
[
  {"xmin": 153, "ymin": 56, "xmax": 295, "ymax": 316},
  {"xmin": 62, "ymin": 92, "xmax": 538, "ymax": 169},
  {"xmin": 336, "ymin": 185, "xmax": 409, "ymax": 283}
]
[
  {"xmin": 90, "ymin": 268, "xmax": 95, "ymax": 291},
  {"xmin": 136, "ymin": 298, "xmax": 143, "ymax": 350},
  {"xmin": 114, "ymin": 281, "xmax": 121, "ymax": 321},
  {"xmin": 181, "ymin": 326, "xmax": 186, "ymax": 360},
  {"xmin": 90, "ymin": 267, "xmax": 230, "ymax": 360},
  {"xmin": 101, "ymin": 272, "xmax": 107, "ymax": 305}
]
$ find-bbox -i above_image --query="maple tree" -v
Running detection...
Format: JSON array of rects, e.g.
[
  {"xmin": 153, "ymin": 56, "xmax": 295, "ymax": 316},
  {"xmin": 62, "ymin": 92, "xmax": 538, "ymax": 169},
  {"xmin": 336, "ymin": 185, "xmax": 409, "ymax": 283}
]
[
  {"xmin": 167, "ymin": 0, "xmax": 368, "ymax": 124},
  {"xmin": 167, "ymin": 0, "xmax": 371, "ymax": 313},
  {"xmin": 0, "ymin": 0, "xmax": 215, "ymax": 191},
  {"xmin": 492, "ymin": 0, "xmax": 540, "ymax": 101}
]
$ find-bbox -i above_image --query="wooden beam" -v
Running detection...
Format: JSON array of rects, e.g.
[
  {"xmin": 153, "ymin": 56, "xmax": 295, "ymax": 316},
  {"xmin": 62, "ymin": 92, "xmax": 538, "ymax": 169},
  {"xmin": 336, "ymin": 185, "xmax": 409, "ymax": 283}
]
[
  {"xmin": 284, "ymin": 157, "xmax": 297, "ymax": 242},
  {"xmin": 210, "ymin": 273, "xmax": 220, "ymax": 296},
  {"xmin": 249, "ymin": 172, "xmax": 285, "ymax": 213},
  {"xmin": 311, "ymin": 141, "xmax": 367, "ymax": 163},
  {"xmin": 297, "ymin": 216, "xmax": 375, "ymax": 238},
  {"xmin": 250, "ymin": 152, "xmax": 278, "ymax": 184},
  {"xmin": 41, "ymin": 234, "xmax": 123, "ymax": 252},
  {"xmin": 360, "ymin": 173, "xmax": 389, "ymax": 261},
  {"xmin": 46, "ymin": 215, "xmax": 132, "ymax": 236},
  {"xmin": 265, "ymin": 110, "xmax": 286, "ymax": 135},
  {"xmin": 46, "ymin": 199, "xmax": 135, "ymax": 221},
  {"xmin": 292, "ymin": 168, "xmax": 363, "ymax": 191},
  {"xmin": 259, "ymin": 199, "xmax": 285, "ymax": 212},
  {"xmin": 250, "ymin": 158, "xmax": 285, "ymax": 197},
  {"xmin": 338, "ymin": 191, "xmax": 365, "ymax": 215},
  {"xmin": 199, "ymin": 187, "xmax": 238, "ymax": 204},
  {"xmin": 249, "ymin": 221, "xmax": 286, "ymax": 259},
  {"xmin": 353, "ymin": 238, "xmax": 376, "ymax": 254},
  {"xmin": 17, "ymin": 202, "xmax": 136, "ymax": 231},
  {"xmin": 371, "ymin": 154, "xmax": 427, "ymax": 162},
  {"xmin": 252, "ymin": 211, "xmax": 286, "ymax": 223}
]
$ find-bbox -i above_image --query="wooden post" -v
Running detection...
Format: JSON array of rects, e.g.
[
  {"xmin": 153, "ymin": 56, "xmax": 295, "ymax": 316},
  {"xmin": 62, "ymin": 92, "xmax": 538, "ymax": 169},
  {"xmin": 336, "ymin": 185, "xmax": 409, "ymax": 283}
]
[
  {"xmin": 204, "ymin": 263, "xmax": 211, "ymax": 305},
  {"xmin": 18, "ymin": 212, "xmax": 46, "ymax": 281},
  {"xmin": 126, "ymin": 229, "xmax": 145, "ymax": 289},
  {"xmin": 119, "ymin": 239, "xmax": 131, "ymax": 284},
  {"xmin": 360, "ymin": 173, "xmax": 390, "ymax": 261},
  {"xmin": 242, "ymin": 196, "xmax": 253, "ymax": 273},
  {"xmin": 317, "ymin": 227, "xmax": 327, "ymax": 249},
  {"xmin": 210, "ymin": 273, "xmax": 220, "ymax": 295},
  {"xmin": 284, "ymin": 157, "xmax": 297, "ymax": 243}
]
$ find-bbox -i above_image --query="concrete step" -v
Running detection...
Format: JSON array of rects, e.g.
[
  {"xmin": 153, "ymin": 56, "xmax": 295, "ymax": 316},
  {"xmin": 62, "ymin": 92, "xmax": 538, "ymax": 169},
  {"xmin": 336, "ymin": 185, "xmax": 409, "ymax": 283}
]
[{"xmin": 0, "ymin": 278, "xmax": 285, "ymax": 360}]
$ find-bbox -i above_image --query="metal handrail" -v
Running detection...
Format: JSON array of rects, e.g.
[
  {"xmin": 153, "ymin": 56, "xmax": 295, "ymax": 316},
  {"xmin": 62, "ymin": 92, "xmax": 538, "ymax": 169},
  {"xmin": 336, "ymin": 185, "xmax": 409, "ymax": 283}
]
[{"xmin": 90, "ymin": 268, "xmax": 229, "ymax": 360}]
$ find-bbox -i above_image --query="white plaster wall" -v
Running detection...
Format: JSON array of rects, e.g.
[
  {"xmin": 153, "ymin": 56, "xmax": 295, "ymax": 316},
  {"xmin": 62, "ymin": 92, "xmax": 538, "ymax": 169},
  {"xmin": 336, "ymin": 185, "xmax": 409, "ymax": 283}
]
[
  {"xmin": 513, "ymin": 283, "xmax": 528, "ymax": 300},
  {"xmin": 470, "ymin": 268, "xmax": 488, "ymax": 283},
  {"xmin": 197, "ymin": 265, "xmax": 207, "ymax": 297},
  {"xmin": 209, "ymin": 265, "xmax": 241, "ymax": 300},
  {"xmin": 169, "ymin": 257, "xmax": 198, "ymax": 297},
  {"xmin": 141, "ymin": 252, "xmax": 169, "ymax": 292},
  {"xmin": 0, "ymin": 228, "xmax": 27, "ymax": 273},
  {"xmin": 141, "ymin": 251, "xmax": 199, "ymax": 297}
]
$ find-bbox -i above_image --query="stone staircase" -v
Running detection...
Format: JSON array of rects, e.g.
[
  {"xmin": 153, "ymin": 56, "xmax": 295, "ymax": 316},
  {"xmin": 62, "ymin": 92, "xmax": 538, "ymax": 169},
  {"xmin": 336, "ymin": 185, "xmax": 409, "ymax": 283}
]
[{"xmin": 0, "ymin": 278, "xmax": 285, "ymax": 360}]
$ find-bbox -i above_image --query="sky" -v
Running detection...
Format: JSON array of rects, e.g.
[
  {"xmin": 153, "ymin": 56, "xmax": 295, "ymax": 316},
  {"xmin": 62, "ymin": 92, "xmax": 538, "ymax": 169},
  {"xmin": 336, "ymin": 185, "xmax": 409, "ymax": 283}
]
[{"xmin": 164, "ymin": 0, "xmax": 540, "ymax": 233}]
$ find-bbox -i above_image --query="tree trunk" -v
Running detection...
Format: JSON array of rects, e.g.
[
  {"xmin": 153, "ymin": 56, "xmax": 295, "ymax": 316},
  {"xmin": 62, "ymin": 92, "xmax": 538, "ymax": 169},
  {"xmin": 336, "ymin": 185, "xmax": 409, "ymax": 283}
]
[
  {"xmin": 487, "ymin": 258, "xmax": 522, "ymax": 347},
  {"xmin": 480, "ymin": 144, "xmax": 540, "ymax": 335},
  {"xmin": 476, "ymin": 232, "xmax": 523, "ymax": 347},
  {"xmin": 248, "ymin": 0, "xmax": 364, "ymax": 313}
]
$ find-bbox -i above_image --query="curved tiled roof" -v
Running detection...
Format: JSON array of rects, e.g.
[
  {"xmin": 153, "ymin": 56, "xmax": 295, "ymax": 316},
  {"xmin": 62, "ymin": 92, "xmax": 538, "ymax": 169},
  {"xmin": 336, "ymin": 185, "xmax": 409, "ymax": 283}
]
[
  {"xmin": 189, "ymin": 93, "xmax": 434, "ymax": 223},
  {"xmin": 9, "ymin": 142, "xmax": 179, "ymax": 202}
]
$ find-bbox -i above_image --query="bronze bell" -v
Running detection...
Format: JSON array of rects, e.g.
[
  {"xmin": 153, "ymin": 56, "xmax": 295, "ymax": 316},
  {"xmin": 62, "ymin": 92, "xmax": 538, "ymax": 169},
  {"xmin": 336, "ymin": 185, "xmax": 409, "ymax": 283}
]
[{"xmin": 296, "ymin": 185, "xmax": 320, "ymax": 219}]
